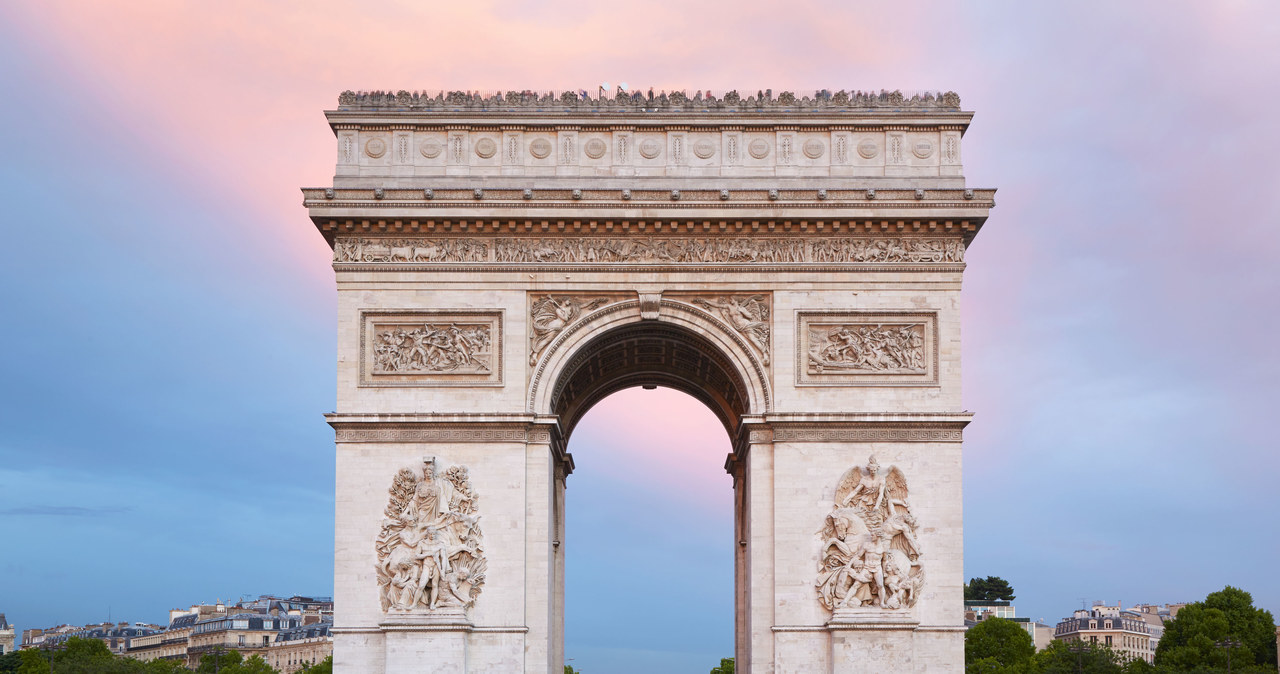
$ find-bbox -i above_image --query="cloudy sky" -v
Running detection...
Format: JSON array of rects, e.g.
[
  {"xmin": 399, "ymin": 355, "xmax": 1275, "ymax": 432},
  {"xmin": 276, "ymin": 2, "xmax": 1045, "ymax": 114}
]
[{"xmin": 1, "ymin": 1, "xmax": 1277, "ymax": 672}]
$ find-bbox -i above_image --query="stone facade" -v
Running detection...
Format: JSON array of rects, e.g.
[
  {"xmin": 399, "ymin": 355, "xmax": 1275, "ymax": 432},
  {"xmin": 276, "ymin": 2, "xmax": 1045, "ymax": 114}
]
[
  {"xmin": 268, "ymin": 623, "xmax": 334, "ymax": 673},
  {"xmin": 1054, "ymin": 605, "xmax": 1153, "ymax": 664},
  {"xmin": 307, "ymin": 87, "xmax": 994, "ymax": 673},
  {"xmin": 0, "ymin": 614, "xmax": 14, "ymax": 656}
]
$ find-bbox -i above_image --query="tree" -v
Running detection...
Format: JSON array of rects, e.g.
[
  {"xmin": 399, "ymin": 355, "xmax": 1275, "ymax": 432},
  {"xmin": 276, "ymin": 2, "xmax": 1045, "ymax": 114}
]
[
  {"xmin": 226, "ymin": 655, "xmax": 276, "ymax": 674},
  {"xmin": 196, "ymin": 650, "xmax": 243, "ymax": 673},
  {"xmin": 15, "ymin": 649, "xmax": 50, "ymax": 674},
  {"xmin": 142, "ymin": 660, "xmax": 193, "ymax": 673},
  {"xmin": 0, "ymin": 651, "xmax": 23, "ymax": 674},
  {"xmin": 1029, "ymin": 639, "xmax": 1122, "ymax": 673},
  {"xmin": 1155, "ymin": 585, "xmax": 1277, "ymax": 671},
  {"xmin": 710, "ymin": 657, "xmax": 734, "ymax": 674},
  {"xmin": 297, "ymin": 655, "xmax": 332, "ymax": 674},
  {"xmin": 564, "ymin": 666, "xmax": 581, "ymax": 674},
  {"xmin": 966, "ymin": 576, "xmax": 1017, "ymax": 602},
  {"xmin": 966, "ymin": 617, "xmax": 1035, "ymax": 672}
]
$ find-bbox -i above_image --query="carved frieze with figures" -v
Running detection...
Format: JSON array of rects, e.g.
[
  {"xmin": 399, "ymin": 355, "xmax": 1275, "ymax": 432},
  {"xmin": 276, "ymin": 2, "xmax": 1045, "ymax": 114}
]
[
  {"xmin": 335, "ymin": 238, "xmax": 488, "ymax": 263},
  {"xmin": 797, "ymin": 311, "xmax": 936, "ymax": 386},
  {"xmin": 334, "ymin": 236, "xmax": 964, "ymax": 266},
  {"xmin": 361, "ymin": 311, "xmax": 502, "ymax": 387},
  {"xmin": 376, "ymin": 458, "xmax": 486, "ymax": 616},
  {"xmin": 817, "ymin": 456, "xmax": 924, "ymax": 614}
]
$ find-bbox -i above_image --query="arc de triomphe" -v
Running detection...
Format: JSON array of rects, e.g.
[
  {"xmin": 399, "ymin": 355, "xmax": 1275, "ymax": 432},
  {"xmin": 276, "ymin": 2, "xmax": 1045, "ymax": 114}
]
[{"xmin": 305, "ymin": 88, "xmax": 994, "ymax": 673}]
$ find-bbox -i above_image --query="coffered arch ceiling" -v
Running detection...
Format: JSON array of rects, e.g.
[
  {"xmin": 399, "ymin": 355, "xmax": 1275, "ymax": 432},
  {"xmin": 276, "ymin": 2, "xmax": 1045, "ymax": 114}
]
[{"xmin": 549, "ymin": 322, "xmax": 750, "ymax": 442}]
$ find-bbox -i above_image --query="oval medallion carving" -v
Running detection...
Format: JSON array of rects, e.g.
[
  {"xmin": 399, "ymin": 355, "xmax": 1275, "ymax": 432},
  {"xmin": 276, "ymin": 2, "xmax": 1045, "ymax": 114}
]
[
  {"xmin": 912, "ymin": 139, "xmax": 934, "ymax": 159},
  {"xmin": 693, "ymin": 139, "xmax": 716, "ymax": 159},
  {"xmin": 474, "ymin": 138, "xmax": 497, "ymax": 159},
  {"xmin": 803, "ymin": 139, "xmax": 826, "ymax": 159},
  {"xmin": 529, "ymin": 138, "xmax": 552, "ymax": 159},
  {"xmin": 639, "ymin": 139, "xmax": 661, "ymax": 159},
  {"xmin": 857, "ymin": 139, "xmax": 879, "ymax": 159},
  {"xmin": 583, "ymin": 138, "xmax": 607, "ymax": 159},
  {"xmin": 365, "ymin": 137, "xmax": 387, "ymax": 159},
  {"xmin": 420, "ymin": 140, "xmax": 443, "ymax": 159},
  {"xmin": 748, "ymin": 139, "xmax": 770, "ymax": 159}
]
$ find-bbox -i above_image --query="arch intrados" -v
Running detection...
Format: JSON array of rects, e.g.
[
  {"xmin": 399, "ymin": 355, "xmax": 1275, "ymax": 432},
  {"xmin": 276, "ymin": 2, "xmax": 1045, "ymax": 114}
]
[
  {"xmin": 529, "ymin": 301, "xmax": 770, "ymax": 442},
  {"xmin": 552, "ymin": 328, "xmax": 746, "ymax": 440}
]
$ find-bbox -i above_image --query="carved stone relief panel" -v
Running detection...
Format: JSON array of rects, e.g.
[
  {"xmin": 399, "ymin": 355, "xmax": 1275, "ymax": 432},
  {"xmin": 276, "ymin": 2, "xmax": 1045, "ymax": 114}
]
[
  {"xmin": 809, "ymin": 238, "xmax": 964, "ymax": 263},
  {"xmin": 817, "ymin": 456, "xmax": 924, "ymax": 613},
  {"xmin": 334, "ymin": 238, "xmax": 489, "ymax": 263},
  {"xmin": 334, "ymin": 236, "xmax": 963, "ymax": 266},
  {"xmin": 494, "ymin": 237, "xmax": 808, "ymax": 263},
  {"xmin": 796, "ymin": 311, "xmax": 937, "ymax": 386},
  {"xmin": 338, "ymin": 131, "xmax": 357, "ymax": 165},
  {"xmin": 360, "ymin": 310, "xmax": 503, "ymax": 387},
  {"xmin": 376, "ymin": 457, "xmax": 486, "ymax": 617}
]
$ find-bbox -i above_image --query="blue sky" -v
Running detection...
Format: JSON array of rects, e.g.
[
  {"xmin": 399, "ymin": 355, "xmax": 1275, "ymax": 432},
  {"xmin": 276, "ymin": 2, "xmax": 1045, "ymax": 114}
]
[{"xmin": 1, "ymin": 2, "xmax": 1278, "ymax": 672}]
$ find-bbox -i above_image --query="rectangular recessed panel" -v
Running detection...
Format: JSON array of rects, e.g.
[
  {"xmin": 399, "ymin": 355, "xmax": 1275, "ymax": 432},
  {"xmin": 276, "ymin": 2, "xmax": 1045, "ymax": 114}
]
[
  {"xmin": 359, "ymin": 310, "xmax": 503, "ymax": 387},
  {"xmin": 796, "ymin": 311, "xmax": 937, "ymax": 386}
]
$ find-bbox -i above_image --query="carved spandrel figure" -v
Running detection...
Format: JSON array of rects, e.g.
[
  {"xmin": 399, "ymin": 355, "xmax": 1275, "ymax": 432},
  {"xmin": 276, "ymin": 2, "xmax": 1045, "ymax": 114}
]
[
  {"xmin": 817, "ymin": 455, "xmax": 925, "ymax": 612},
  {"xmin": 376, "ymin": 458, "xmax": 486, "ymax": 615},
  {"xmin": 529, "ymin": 296, "xmax": 609, "ymax": 365},
  {"xmin": 692, "ymin": 296, "xmax": 771, "ymax": 364}
]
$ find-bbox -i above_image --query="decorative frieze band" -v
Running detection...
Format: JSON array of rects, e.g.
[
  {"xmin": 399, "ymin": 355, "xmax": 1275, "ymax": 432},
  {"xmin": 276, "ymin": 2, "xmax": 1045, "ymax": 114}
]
[
  {"xmin": 334, "ymin": 425, "xmax": 551, "ymax": 444},
  {"xmin": 771, "ymin": 426, "xmax": 963, "ymax": 443},
  {"xmin": 336, "ymin": 237, "xmax": 964, "ymax": 265}
]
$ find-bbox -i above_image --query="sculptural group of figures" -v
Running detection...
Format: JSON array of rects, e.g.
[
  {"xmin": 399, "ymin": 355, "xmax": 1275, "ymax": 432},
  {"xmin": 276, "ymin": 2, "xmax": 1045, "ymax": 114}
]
[
  {"xmin": 373, "ymin": 324, "xmax": 491, "ymax": 373},
  {"xmin": 811, "ymin": 238, "xmax": 965, "ymax": 263},
  {"xmin": 334, "ymin": 237, "xmax": 964, "ymax": 265},
  {"xmin": 376, "ymin": 459, "xmax": 486, "ymax": 613},
  {"xmin": 809, "ymin": 324, "xmax": 924, "ymax": 373},
  {"xmin": 495, "ymin": 237, "xmax": 807, "ymax": 264},
  {"xmin": 816, "ymin": 456, "xmax": 925, "ymax": 612},
  {"xmin": 338, "ymin": 88, "xmax": 961, "ymax": 111},
  {"xmin": 334, "ymin": 238, "xmax": 488, "ymax": 263}
]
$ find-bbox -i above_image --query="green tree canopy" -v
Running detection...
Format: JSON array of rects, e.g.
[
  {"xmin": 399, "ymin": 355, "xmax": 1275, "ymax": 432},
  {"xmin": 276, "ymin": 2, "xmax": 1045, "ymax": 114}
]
[
  {"xmin": 966, "ymin": 617, "xmax": 1035, "ymax": 672},
  {"xmin": 0, "ymin": 650, "xmax": 23, "ymax": 674},
  {"xmin": 1155, "ymin": 585, "xmax": 1277, "ymax": 670},
  {"xmin": 966, "ymin": 576, "xmax": 1017, "ymax": 602},
  {"xmin": 12, "ymin": 638, "xmax": 175, "ymax": 674},
  {"xmin": 1029, "ymin": 639, "xmax": 1122, "ymax": 674},
  {"xmin": 709, "ymin": 657, "xmax": 734, "ymax": 674},
  {"xmin": 297, "ymin": 655, "xmax": 332, "ymax": 674}
]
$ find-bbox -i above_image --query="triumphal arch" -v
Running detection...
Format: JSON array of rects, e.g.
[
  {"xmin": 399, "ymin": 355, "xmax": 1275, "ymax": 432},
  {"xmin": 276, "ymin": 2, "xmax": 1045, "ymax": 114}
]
[{"xmin": 304, "ymin": 88, "xmax": 993, "ymax": 673}]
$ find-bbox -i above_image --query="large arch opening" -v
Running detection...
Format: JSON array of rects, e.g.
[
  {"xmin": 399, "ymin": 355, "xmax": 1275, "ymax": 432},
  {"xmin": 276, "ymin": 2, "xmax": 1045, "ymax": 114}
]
[
  {"xmin": 543, "ymin": 319, "xmax": 757, "ymax": 673},
  {"xmin": 564, "ymin": 387, "xmax": 733, "ymax": 672}
]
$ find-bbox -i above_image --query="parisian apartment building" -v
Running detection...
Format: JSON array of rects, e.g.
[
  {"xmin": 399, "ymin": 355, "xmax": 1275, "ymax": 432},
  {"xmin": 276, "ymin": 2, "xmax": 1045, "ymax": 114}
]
[
  {"xmin": 17, "ymin": 595, "xmax": 333, "ymax": 674},
  {"xmin": 1053, "ymin": 602, "xmax": 1159, "ymax": 663}
]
